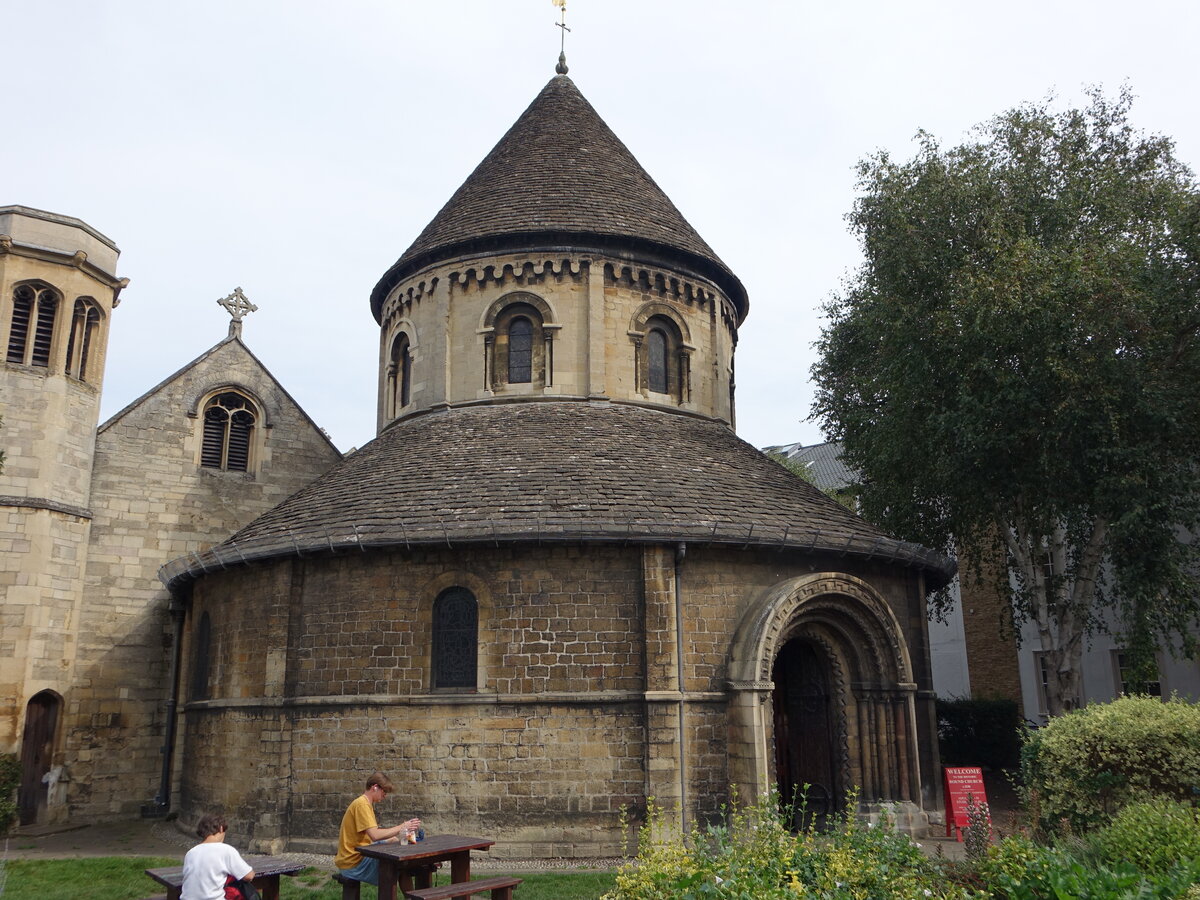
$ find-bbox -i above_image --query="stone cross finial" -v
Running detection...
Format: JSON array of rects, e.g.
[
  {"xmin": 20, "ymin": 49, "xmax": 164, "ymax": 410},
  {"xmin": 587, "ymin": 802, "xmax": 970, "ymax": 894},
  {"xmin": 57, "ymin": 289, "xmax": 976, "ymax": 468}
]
[{"xmin": 217, "ymin": 287, "xmax": 258, "ymax": 338}]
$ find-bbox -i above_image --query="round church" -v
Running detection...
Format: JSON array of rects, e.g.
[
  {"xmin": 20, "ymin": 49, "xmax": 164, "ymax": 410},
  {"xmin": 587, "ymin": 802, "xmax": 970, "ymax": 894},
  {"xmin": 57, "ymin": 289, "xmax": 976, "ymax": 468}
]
[{"xmin": 162, "ymin": 65, "xmax": 953, "ymax": 856}]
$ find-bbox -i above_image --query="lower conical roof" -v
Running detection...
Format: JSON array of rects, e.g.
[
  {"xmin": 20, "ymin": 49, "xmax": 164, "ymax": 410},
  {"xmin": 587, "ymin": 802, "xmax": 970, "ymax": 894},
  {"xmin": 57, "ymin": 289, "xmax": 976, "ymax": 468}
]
[{"xmin": 160, "ymin": 401, "xmax": 953, "ymax": 590}]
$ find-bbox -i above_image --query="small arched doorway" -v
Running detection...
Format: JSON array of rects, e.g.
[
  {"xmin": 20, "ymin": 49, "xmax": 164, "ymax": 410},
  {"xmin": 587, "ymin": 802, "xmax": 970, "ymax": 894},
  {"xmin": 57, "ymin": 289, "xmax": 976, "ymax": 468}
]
[
  {"xmin": 771, "ymin": 639, "xmax": 840, "ymax": 825},
  {"xmin": 19, "ymin": 691, "xmax": 61, "ymax": 826}
]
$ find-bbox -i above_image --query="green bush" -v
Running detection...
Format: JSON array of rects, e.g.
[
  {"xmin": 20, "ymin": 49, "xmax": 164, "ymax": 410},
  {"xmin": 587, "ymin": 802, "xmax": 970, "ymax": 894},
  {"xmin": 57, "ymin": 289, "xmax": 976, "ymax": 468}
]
[
  {"xmin": 1089, "ymin": 797, "xmax": 1200, "ymax": 876},
  {"xmin": 0, "ymin": 752, "xmax": 20, "ymax": 833},
  {"xmin": 603, "ymin": 790, "xmax": 967, "ymax": 900},
  {"xmin": 984, "ymin": 841, "xmax": 1200, "ymax": 900},
  {"xmin": 1019, "ymin": 695, "xmax": 1200, "ymax": 832},
  {"xmin": 938, "ymin": 696, "xmax": 1022, "ymax": 771}
]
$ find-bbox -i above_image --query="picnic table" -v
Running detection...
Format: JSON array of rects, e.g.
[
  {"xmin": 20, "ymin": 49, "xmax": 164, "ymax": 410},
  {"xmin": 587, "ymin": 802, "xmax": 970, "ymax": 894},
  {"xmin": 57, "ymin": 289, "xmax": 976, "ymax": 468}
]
[
  {"xmin": 357, "ymin": 834, "xmax": 496, "ymax": 900},
  {"xmin": 145, "ymin": 855, "xmax": 305, "ymax": 900}
]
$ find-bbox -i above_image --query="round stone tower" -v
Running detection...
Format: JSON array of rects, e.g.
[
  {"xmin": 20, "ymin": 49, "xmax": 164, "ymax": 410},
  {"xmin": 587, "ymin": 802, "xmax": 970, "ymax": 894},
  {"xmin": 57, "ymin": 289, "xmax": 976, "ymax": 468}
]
[
  {"xmin": 370, "ymin": 72, "xmax": 746, "ymax": 434},
  {"xmin": 0, "ymin": 205, "xmax": 125, "ymax": 824},
  {"xmin": 166, "ymin": 69, "xmax": 951, "ymax": 856}
]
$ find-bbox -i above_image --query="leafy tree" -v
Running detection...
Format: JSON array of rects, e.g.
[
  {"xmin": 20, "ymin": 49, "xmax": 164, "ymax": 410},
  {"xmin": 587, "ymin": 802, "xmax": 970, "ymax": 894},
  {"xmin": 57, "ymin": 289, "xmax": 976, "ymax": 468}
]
[{"xmin": 812, "ymin": 89, "xmax": 1200, "ymax": 716}]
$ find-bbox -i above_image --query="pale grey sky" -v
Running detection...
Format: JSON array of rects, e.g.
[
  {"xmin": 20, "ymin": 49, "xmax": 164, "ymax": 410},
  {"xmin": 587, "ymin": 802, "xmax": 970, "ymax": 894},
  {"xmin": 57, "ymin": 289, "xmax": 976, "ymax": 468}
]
[{"xmin": 7, "ymin": 1, "xmax": 1199, "ymax": 452}]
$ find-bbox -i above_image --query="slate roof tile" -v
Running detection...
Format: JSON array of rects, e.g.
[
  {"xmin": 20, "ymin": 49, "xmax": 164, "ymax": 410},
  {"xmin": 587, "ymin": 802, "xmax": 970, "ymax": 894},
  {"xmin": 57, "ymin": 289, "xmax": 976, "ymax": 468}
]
[{"xmin": 162, "ymin": 402, "xmax": 953, "ymax": 589}]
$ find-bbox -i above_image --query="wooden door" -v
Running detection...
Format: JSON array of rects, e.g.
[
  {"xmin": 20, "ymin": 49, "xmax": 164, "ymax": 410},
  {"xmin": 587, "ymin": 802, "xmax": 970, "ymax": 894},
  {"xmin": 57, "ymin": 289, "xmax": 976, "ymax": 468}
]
[
  {"xmin": 18, "ymin": 691, "xmax": 60, "ymax": 826},
  {"xmin": 772, "ymin": 640, "xmax": 838, "ymax": 827}
]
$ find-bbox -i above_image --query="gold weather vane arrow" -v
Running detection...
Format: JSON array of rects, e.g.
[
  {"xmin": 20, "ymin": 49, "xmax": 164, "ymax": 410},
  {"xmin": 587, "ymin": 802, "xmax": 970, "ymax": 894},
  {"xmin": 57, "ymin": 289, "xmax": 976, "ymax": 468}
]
[{"xmin": 553, "ymin": 0, "xmax": 570, "ymax": 74}]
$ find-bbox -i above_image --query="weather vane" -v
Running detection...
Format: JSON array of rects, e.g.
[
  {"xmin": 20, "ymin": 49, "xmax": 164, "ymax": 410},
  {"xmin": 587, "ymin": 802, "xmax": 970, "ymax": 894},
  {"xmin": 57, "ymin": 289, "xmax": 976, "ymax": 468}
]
[
  {"xmin": 553, "ymin": 0, "xmax": 570, "ymax": 74},
  {"xmin": 217, "ymin": 286, "xmax": 258, "ymax": 338}
]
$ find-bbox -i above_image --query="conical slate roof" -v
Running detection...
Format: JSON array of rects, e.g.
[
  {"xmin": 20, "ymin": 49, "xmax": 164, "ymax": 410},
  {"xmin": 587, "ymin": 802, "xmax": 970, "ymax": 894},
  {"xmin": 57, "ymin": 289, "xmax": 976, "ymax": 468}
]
[
  {"xmin": 160, "ymin": 402, "xmax": 954, "ymax": 591},
  {"xmin": 370, "ymin": 75, "xmax": 748, "ymax": 321}
]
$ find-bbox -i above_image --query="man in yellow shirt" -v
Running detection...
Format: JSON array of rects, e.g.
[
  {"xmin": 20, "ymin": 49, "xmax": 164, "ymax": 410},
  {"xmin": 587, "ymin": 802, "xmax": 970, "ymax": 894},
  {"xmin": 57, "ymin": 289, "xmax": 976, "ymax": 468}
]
[{"xmin": 335, "ymin": 772, "xmax": 422, "ymax": 886}]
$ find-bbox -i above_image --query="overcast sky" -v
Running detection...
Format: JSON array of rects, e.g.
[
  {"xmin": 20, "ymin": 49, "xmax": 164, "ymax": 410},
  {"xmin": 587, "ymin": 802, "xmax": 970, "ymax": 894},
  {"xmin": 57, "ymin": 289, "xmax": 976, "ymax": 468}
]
[{"xmin": 7, "ymin": 1, "xmax": 1199, "ymax": 453}]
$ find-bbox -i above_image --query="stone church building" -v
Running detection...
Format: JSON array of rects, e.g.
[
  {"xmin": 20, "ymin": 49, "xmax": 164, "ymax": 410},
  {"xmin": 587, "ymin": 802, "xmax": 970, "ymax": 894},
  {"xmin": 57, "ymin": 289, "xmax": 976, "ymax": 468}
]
[{"xmin": 2, "ymin": 65, "xmax": 953, "ymax": 855}]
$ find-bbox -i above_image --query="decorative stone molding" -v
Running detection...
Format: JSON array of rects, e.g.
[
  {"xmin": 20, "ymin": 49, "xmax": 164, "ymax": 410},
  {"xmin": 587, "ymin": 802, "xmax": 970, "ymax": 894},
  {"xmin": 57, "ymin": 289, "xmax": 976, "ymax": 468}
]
[
  {"xmin": 449, "ymin": 258, "xmax": 586, "ymax": 294},
  {"xmin": 0, "ymin": 495, "xmax": 92, "ymax": 520},
  {"xmin": 603, "ymin": 262, "xmax": 715, "ymax": 308},
  {"xmin": 382, "ymin": 277, "xmax": 438, "ymax": 331}
]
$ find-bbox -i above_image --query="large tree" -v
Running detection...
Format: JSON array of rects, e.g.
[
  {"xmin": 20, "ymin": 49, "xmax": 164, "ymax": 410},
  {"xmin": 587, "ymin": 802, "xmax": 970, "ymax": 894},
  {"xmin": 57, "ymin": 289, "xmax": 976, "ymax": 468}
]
[{"xmin": 812, "ymin": 89, "xmax": 1200, "ymax": 715}]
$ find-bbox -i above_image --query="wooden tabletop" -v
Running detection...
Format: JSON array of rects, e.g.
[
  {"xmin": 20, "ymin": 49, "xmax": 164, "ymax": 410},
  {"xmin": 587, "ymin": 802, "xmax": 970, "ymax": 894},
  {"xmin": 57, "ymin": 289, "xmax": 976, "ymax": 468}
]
[
  {"xmin": 145, "ymin": 855, "xmax": 306, "ymax": 887},
  {"xmin": 356, "ymin": 834, "xmax": 495, "ymax": 864}
]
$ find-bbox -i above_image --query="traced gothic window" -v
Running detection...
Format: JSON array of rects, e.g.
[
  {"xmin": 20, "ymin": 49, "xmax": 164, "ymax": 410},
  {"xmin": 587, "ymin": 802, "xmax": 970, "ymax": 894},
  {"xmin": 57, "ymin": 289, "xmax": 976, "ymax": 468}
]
[
  {"xmin": 432, "ymin": 587, "xmax": 478, "ymax": 689},
  {"xmin": 201, "ymin": 391, "xmax": 257, "ymax": 472},
  {"xmin": 389, "ymin": 332, "xmax": 413, "ymax": 416},
  {"xmin": 508, "ymin": 316, "xmax": 533, "ymax": 384},
  {"xmin": 7, "ymin": 284, "xmax": 60, "ymax": 367},
  {"xmin": 65, "ymin": 298, "xmax": 102, "ymax": 382}
]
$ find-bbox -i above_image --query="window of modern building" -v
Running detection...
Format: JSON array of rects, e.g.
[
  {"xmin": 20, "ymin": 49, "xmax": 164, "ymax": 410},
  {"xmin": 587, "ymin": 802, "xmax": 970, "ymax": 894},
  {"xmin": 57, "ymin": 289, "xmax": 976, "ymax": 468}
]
[
  {"xmin": 200, "ymin": 391, "xmax": 257, "ymax": 472},
  {"xmin": 1034, "ymin": 651, "xmax": 1082, "ymax": 714},
  {"xmin": 7, "ymin": 284, "xmax": 60, "ymax": 367},
  {"xmin": 65, "ymin": 298, "xmax": 102, "ymax": 382},
  {"xmin": 432, "ymin": 587, "xmax": 478, "ymax": 689},
  {"xmin": 1113, "ymin": 650, "xmax": 1163, "ymax": 697}
]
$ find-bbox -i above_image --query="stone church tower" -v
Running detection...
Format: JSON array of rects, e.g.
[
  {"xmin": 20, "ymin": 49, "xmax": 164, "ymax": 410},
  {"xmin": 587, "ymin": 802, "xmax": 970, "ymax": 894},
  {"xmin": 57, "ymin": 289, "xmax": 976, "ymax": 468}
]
[
  {"xmin": 164, "ymin": 67, "xmax": 953, "ymax": 856},
  {"xmin": 1, "ymin": 207, "xmax": 343, "ymax": 827},
  {"xmin": 0, "ymin": 207, "xmax": 125, "ymax": 825}
]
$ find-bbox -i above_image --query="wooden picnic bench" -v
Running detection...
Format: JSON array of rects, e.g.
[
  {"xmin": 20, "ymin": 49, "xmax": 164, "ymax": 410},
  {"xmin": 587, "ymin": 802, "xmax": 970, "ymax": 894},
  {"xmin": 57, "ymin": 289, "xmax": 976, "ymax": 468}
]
[{"xmin": 145, "ymin": 855, "xmax": 305, "ymax": 900}]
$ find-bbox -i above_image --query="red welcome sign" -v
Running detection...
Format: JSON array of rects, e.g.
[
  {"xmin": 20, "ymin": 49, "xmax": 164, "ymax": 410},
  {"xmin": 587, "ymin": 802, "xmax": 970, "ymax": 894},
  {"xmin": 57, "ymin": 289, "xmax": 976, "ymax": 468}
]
[{"xmin": 943, "ymin": 766, "xmax": 989, "ymax": 840}]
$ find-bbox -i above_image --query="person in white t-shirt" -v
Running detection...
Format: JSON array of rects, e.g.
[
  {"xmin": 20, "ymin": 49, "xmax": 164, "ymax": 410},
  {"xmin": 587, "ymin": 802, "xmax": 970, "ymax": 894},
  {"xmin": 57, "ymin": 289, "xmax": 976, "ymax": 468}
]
[{"xmin": 181, "ymin": 813, "xmax": 255, "ymax": 900}]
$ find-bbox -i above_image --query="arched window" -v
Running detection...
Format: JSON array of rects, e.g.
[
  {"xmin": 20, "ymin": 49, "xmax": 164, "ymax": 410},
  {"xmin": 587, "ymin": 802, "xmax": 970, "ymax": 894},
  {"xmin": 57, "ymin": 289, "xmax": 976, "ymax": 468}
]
[
  {"xmin": 190, "ymin": 612, "xmax": 212, "ymax": 701},
  {"xmin": 65, "ymin": 298, "xmax": 102, "ymax": 382},
  {"xmin": 507, "ymin": 316, "xmax": 533, "ymax": 383},
  {"xmin": 432, "ymin": 587, "xmax": 478, "ymax": 689},
  {"xmin": 388, "ymin": 332, "xmax": 413, "ymax": 416},
  {"xmin": 486, "ymin": 296, "xmax": 552, "ymax": 391},
  {"xmin": 636, "ymin": 313, "xmax": 688, "ymax": 402},
  {"xmin": 647, "ymin": 327, "xmax": 669, "ymax": 394},
  {"xmin": 7, "ymin": 284, "xmax": 60, "ymax": 368},
  {"xmin": 200, "ymin": 391, "xmax": 257, "ymax": 472}
]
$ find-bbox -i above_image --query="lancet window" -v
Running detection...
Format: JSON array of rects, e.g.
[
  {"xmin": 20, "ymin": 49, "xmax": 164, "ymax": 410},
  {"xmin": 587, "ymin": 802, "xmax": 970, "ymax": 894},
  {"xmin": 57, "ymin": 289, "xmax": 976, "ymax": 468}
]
[
  {"xmin": 388, "ymin": 332, "xmax": 413, "ymax": 416},
  {"xmin": 200, "ymin": 391, "xmax": 258, "ymax": 472},
  {"xmin": 65, "ymin": 298, "xmax": 102, "ymax": 382},
  {"xmin": 7, "ymin": 283, "xmax": 61, "ymax": 368}
]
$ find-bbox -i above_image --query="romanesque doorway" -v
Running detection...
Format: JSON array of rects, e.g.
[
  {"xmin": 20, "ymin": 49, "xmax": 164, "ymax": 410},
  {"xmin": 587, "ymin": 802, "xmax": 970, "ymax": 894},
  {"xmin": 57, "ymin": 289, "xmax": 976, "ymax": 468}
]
[
  {"xmin": 19, "ymin": 691, "xmax": 60, "ymax": 826},
  {"xmin": 772, "ymin": 638, "xmax": 839, "ymax": 828}
]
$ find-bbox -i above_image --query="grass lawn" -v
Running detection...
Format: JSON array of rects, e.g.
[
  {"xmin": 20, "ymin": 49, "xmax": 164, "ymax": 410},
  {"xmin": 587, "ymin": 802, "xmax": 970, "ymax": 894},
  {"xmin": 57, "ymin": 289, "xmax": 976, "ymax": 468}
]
[{"xmin": 0, "ymin": 857, "xmax": 618, "ymax": 900}]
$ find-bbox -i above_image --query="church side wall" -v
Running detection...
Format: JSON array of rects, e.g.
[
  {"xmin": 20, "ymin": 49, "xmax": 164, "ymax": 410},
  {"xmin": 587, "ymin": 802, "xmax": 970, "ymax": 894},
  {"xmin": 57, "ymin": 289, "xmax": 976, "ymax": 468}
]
[{"xmin": 69, "ymin": 339, "xmax": 341, "ymax": 820}]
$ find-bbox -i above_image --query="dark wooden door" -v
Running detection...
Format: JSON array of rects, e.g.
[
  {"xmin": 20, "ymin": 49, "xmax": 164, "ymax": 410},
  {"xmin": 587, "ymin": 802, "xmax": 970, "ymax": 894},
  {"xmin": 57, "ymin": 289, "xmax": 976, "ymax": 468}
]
[
  {"xmin": 19, "ymin": 691, "xmax": 59, "ymax": 826},
  {"xmin": 772, "ymin": 640, "xmax": 838, "ymax": 827}
]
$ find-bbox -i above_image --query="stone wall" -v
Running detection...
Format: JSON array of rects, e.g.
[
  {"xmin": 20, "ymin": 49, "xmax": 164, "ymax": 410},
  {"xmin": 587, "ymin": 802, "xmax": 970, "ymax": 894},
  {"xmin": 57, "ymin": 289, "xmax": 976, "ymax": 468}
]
[
  {"xmin": 178, "ymin": 540, "xmax": 937, "ymax": 855},
  {"xmin": 375, "ymin": 253, "xmax": 738, "ymax": 431},
  {"xmin": 64, "ymin": 337, "xmax": 341, "ymax": 820}
]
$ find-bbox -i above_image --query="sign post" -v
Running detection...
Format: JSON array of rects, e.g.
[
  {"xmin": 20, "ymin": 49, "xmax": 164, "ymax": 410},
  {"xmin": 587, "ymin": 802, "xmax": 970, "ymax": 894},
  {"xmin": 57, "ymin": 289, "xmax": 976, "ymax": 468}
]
[{"xmin": 943, "ymin": 766, "xmax": 989, "ymax": 841}]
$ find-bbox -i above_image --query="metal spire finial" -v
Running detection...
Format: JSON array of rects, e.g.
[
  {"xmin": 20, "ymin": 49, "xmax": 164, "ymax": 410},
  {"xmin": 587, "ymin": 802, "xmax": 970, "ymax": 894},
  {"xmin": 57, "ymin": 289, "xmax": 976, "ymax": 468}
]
[
  {"xmin": 553, "ymin": 0, "xmax": 570, "ymax": 74},
  {"xmin": 217, "ymin": 286, "xmax": 258, "ymax": 338}
]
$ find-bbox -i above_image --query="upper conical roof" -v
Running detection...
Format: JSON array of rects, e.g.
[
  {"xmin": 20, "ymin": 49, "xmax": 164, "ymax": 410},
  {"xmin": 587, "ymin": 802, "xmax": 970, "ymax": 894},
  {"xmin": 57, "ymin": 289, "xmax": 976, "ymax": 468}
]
[{"xmin": 371, "ymin": 74, "xmax": 748, "ymax": 320}]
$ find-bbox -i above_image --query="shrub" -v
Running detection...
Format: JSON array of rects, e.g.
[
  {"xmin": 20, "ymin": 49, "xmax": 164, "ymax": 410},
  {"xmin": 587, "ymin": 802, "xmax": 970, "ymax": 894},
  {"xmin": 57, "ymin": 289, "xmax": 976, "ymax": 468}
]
[
  {"xmin": 984, "ymin": 842, "xmax": 1200, "ymax": 900},
  {"xmin": 603, "ymin": 789, "xmax": 968, "ymax": 900},
  {"xmin": 938, "ymin": 697, "xmax": 1022, "ymax": 771},
  {"xmin": 1089, "ymin": 797, "xmax": 1200, "ymax": 876},
  {"xmin": 0, "ymin": 753, "xmax": 20, "ymax": 833},
  {"xmin": 1019, "ymin": 695, "xmax": 1200, "ymax": 832}
]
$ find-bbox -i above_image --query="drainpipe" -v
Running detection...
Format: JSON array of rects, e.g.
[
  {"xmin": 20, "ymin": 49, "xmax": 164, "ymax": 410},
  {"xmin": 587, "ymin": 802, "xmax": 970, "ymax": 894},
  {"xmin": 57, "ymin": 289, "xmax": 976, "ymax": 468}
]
[
  {"xmin": 144, "ymin": 592, "xmax": 186, "ymax": 817},
  {"xmin": 674, "ymin": 542, "xmax": 688, "ymax": 831}
]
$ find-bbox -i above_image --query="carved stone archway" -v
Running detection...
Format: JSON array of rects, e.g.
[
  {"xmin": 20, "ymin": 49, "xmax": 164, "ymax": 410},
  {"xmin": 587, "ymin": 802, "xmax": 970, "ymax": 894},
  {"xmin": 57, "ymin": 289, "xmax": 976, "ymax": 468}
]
[{"xmin": 728, "ymin": 573, "xmax": 922, "ymax": 818}]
